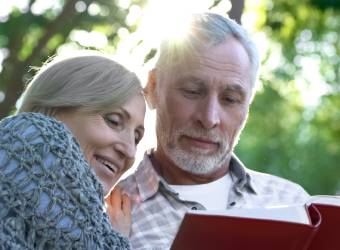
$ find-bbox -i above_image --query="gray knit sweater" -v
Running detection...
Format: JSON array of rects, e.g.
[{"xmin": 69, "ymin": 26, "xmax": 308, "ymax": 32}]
[{"xmin": 0, "ymin": 112, "xmax": 131, "ymax": 250}]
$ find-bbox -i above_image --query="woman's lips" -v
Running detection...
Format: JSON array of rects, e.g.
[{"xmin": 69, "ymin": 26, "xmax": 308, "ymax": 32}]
[{"xmin": 95, "ymin": 155, "xmax": 119, "ymax": 174}]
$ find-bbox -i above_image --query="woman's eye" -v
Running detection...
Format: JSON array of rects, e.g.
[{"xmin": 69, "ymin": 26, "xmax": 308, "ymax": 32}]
[
  {"xmin": 104, "ymin": 114, "xmax": 122, "ymax": 127},
  {"xmin": 135, "ymin": 134, "xmax": 140, "ymax": 145},
  {"xmin": 134, "ymin": 131, "xmax": 142, "ymax": 145}
]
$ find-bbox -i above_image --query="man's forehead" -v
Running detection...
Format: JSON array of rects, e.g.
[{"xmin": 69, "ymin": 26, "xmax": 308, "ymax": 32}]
[
  {"xmin": 175, "ymin": 74, "xmax": 247, "ymax": 92},
  {"xmin": 158, "ymin": 64, "xmax": 252, "ymax": 100}
]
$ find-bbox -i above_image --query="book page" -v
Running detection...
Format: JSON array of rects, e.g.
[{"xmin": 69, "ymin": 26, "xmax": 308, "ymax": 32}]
[
  {"xmin": 189, "ymin": 205, "xmax": 311, "ymax": 225},
  {"xmin": 309, "ymin": 195, "xmax": 340, "ymax": 206}
]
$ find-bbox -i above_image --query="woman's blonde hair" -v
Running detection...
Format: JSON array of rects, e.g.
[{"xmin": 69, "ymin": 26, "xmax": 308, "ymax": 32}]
[{"xmin": 17, "ymin": 52, "xmax": 142, "ymax": 116}]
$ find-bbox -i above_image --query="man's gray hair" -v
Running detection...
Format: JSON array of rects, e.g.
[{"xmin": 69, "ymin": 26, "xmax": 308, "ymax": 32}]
[
  {"xmin": 17, "ymin": 52, "xmax": 142, "ymax": 116},
  {"xmin": 155, "ymin": 12, "xmax": 260, "ymax": 89}
]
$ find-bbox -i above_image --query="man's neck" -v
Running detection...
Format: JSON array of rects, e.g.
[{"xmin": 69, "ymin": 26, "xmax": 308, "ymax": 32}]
[{"xmin": 151, "ymin": 147, "xmax": 230, "ymax": 185}]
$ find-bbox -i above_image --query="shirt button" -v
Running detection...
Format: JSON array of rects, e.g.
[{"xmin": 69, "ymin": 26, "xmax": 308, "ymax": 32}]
[{"xmin": 191, "ymin": 206, "xmax": 198, "ymax": 210}]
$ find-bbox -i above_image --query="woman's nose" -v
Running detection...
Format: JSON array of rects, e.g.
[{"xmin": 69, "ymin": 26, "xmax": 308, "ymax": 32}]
[{"xmin": 114, "ymin": 132, "xmax": 137, "ymax": 159}]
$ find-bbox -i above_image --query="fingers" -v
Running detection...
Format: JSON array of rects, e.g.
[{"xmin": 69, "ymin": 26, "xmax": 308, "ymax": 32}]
[
  {"xmin": 106, "ymin": 186, "xmax": 131, "ymax": 215},
  {"xmin": 108, "ymin": 186, "xmax": 122, "ymax": 211},
  {"xmin": 122, "ymin": 194, "xmax": 131, "ymax": 217},
  {"xmin": 105, "ymin": 186, "xmax": 132, "ymax": 237}
]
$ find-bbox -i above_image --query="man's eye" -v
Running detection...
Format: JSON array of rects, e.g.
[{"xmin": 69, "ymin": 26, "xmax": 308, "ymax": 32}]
[
  {"xmin": 181, "ymin": 88, "xmax": 201, "ymax": 97},
  {"xmin": 223, "ymin": 96, "xmax": 240, "ymax": 104}
]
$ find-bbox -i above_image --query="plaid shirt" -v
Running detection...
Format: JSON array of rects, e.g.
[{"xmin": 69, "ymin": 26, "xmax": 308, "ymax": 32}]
[{"xmin": 120, "ymin": 150, "xmax": 309, "ymax": 250}]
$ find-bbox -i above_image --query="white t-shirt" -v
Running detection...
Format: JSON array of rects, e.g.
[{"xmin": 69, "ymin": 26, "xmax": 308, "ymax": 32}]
[{"xmin": 169, "ymin": 173, "xmax": 232, "ymax": 210}]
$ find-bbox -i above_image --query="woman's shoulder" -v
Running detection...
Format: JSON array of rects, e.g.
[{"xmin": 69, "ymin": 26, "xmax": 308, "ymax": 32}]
[
  {"xmin": 1, "ymin": 112, "xmax": 82, "ymax": 156},
  {"xmin": 0, "ymin": 113, "xmax": 130, "ymax": 249},
  {"xmin": 1, "ymin": 112, "xmax": 72, "ymax": 143},
  {"xmin": 0, "ymin": 112, "xmax": 90, "ymax": 184}
]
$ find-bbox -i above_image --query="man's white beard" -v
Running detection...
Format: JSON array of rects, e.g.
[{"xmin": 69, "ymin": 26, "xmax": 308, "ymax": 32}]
[
  {"xmin": 166, "ymin": 144, "xmax": 229, "ymax": 175},
  {"xmin": 157, "ymin": 116, "xmax": 235, "ymax": 175}
]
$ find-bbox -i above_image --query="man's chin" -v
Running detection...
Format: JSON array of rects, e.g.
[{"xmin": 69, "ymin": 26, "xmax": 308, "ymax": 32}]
[{"xmin": 172, "ymin": 156, "xmax": 222, "ymax": 175}]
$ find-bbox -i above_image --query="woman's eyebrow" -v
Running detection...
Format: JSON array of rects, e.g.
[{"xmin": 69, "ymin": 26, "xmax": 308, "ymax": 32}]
[
  {"xmin": 107, "ymin": 109, "xmax": 129, "ymax": 120},
  {"xmin": 120, "ymin": 109, "xmax": 130, "ymax": 120}
]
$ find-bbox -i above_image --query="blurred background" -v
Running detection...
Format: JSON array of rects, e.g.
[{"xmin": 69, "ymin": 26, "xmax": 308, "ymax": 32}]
[{"xmin": 0, "ymin": 0, "xmax": 339, "ymax": 195}]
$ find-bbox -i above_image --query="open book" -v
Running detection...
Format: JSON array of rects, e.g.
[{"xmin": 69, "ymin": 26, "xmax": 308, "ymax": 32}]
[{"xmin": 170, "ymin": 195, "xmax": 340, "ymax": 250}]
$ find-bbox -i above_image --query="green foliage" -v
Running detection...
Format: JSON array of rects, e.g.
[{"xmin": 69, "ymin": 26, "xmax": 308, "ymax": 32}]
[
  {"xmin": 237, "ymin": 0, "xmax": 340, "ymax": 195},
  {"xmin": 311, "ymin": 0, "xmax": 340, "ymax": 10},
  {"xmin": 1, "ymin": 0, "xmax": 339, "ymax": 196},
  {"xmin": 0, "ymin": 0, "xmax": 146, "ymax": 118}
]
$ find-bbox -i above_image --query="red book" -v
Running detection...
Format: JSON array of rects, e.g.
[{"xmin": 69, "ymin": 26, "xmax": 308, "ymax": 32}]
[{"xmin": 170, "ymin": 196, "xmax": 340, "ymax": 250}]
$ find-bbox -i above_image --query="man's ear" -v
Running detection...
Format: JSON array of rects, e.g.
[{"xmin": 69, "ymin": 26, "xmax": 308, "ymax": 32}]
[{"xmin": 144, "ymin": 69, "xmax": 158, "ymax": 110}]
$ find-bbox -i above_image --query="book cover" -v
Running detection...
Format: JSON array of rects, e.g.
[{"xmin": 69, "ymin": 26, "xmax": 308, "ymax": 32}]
[{"xmin": 170, "ymin": 196, "xmax": 340, "ymax": 250}]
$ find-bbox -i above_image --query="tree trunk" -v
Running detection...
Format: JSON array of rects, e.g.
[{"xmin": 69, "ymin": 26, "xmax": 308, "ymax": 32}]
[
  {"xmin": 228, "ymin": 0, "xmax": 245, "ymax": 24},
  {"xmin": 0, "ymin": 0, "xmax": 80, "ymax": 119}
]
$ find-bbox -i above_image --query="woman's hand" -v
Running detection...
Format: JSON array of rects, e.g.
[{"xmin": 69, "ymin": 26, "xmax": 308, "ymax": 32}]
[{"xmin": 105, "ymin": 186, "xmax": 131, "ymax": 237}]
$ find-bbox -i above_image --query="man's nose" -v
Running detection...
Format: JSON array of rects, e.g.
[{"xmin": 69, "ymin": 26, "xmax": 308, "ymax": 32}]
[{"xmin": 195, "ymin": 96, "xmax": 221, "ymax": 129}]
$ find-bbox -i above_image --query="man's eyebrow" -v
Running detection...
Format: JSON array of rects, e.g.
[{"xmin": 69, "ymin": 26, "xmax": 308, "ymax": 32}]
[
  {"xmin": 176, "ymin": 75, "xmax": 205, "ymax": 86},
  {"xmin": 223, "ymin": 83, "xmax": 246, "ymax": 95},
  {"xmin": 221, "ymin": 84, "xmax": 248, "ymax": 101},
  {"xmin": 176, "ymin": 75, "xmax": 247, "ymax": 97}
]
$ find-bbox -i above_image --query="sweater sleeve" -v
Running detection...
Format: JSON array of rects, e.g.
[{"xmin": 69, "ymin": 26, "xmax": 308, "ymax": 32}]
[{"xmin": 0, "ymin": 112, "xmax": 130, "ymax": 250}]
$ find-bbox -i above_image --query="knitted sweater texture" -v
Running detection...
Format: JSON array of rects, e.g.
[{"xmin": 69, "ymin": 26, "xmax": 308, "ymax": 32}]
[{"xmin": 0, "ymin": 112, "xmax": 130, "ymax": 250}]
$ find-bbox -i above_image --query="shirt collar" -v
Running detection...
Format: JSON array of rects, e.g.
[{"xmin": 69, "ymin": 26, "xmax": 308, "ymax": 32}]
[
  {"xmin": 229, "ymin": 154, "xmax": 257, "ymax": 195},
  {"xmin": 134, "ymin": 150, "xmax": 162, "ymax": 201},
  {"xmin": 135, "ymin": 150, "xmax": 257, "ymax": 201}
]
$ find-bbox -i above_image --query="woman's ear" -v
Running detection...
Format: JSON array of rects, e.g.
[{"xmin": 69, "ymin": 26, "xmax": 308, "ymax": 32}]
[{"xmin": 144, "ymin": 69, "xmax": 158, "ymax": 110}]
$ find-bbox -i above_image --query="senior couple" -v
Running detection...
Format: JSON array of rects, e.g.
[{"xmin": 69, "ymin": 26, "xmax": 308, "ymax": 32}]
[{"xmin": 0, "ymin": 12, "xmax": 309, "ymax": 249}]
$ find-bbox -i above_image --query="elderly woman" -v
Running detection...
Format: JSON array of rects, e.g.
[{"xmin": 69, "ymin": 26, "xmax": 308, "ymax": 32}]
[{"xmin": 0, "ymin": 53, "xmax": 145, "ymax": 249}]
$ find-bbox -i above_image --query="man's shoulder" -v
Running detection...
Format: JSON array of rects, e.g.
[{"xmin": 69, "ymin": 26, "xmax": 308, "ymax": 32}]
[
  {"xmin": 120, "ymin": 152, "xmax": 161, "ymax": 202},
  {"xmin": 246, "ymin": 168, "xmax": 309, "ymax": 203},
  {"xmin": 120, "ymin": 172, "xmax": 138, "ymax": 193},
  {"xmin": 247, "ymin": 168, "xmax": 303, "ymax": 188},
  {"xmin": 119, "ymin": 154, "xmax": 150, "ymax": 193}
]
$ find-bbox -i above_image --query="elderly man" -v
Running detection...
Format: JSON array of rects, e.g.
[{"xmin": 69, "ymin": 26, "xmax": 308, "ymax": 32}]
[{"xmin": 121, "ymin": 12, "xmax": 309, "ymax": 249}]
